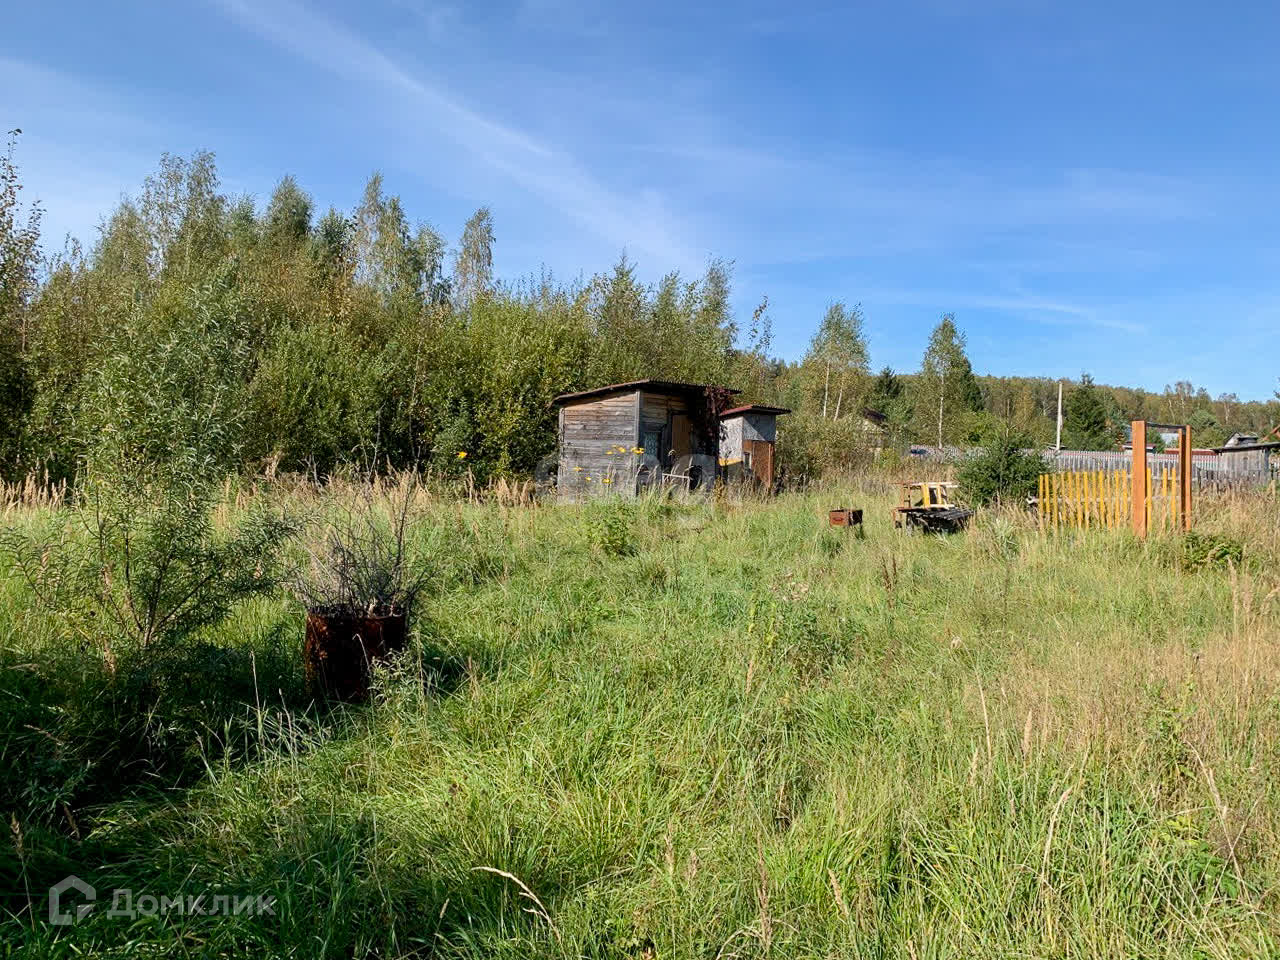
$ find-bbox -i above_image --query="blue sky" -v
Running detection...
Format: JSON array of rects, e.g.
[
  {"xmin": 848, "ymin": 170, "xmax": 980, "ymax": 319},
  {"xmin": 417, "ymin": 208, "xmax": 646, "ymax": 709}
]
[{"xmin": 5, "ymin": 0, "xmax": 1280, "ymax": 399}]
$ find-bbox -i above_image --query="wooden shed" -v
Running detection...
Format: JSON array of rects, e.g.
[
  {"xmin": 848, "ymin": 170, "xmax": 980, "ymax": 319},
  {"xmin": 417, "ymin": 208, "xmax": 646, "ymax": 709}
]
[
  {"xmin": 553, "ymin": 380, "xmax": 738, "ymax": 500},
  {"xmin": 717, "ymin": 404, "xmax": 790, "ymax": 487},
  {"xmin": 1211, "ymin": 440, "xmax": 1279, "ymax": 483}
]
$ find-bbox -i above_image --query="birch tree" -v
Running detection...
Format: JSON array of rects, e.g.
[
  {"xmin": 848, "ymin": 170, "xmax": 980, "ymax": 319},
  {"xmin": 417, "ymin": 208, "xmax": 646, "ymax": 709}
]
[
  {"xmin": 802, "ymin": 302, "xmax": 869, "ymax": 420},
  {"xmin": 915, "ymin": 314, "xmax": 981, "ymax": 447}
]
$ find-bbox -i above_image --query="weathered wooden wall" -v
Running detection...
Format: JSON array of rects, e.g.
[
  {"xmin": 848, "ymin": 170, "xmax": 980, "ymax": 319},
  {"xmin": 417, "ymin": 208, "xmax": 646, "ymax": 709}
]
[
  {"xmin": 558, "ymin": 392, "xmax": 640, "ymax": 500},
  {"xmin": 556, "ymin": 388, "xmax": 735, "ymax": 500},
  {"xmin": 720, "ymin": 413, "xmax": 778, "ymax": 484},
  {"xmin": 1218, "ymin": 447, "xmax": 1272, "ymax": 480},
  {"xmin": 638, "ymin": 392, "xmax": 695, "ymax": 461},
  {"xmin": 720, "ymin": 417, "xmax": 744, "ymax": 462},
  {"xmin": 719, "ymin": 414, "xmax": 776, "ymax": 456}
]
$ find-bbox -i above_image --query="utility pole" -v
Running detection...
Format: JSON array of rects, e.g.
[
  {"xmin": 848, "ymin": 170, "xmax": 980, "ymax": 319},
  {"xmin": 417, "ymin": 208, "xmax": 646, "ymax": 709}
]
[{"xmin": 1055, "ymin": 381, "xmax": 1063, "ymax": 451}]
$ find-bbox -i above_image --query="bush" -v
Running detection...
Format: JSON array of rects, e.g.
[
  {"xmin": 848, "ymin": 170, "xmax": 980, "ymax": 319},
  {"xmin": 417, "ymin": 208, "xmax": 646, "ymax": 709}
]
[
  {"xmin": 0, "ymin": 471, "xmax": 298, "ymax": 820},
  {"xmin": 2, "ymin": 473, "xmax": 296, "ymax": 672},
  {"xmin": 774, "ymin": 411, "xmax": 877, "ymax": 483},
  {"xmin": 586, "ymin": 501, "xmax": 636, "ymax": 557},
  {"xmin": 290, "ymin": 481, "xmax": 431, "ymax": 617},
  {"xmin": 1181, "ymin": 531, "xmax": 1244, "ymax": 571},
  {"xmin": 957, "ymin": 425, "xmax": 1046, "ymax": 506},
  {"xmin": 244, "ymin": 320, "xmax": 388, "ymax": 474}
]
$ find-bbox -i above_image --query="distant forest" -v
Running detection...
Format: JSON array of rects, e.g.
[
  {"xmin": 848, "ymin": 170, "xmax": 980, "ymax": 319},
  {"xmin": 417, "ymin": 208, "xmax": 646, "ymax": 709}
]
[{"xmin": 2, "ymin": 142, "xmax": 1277, "ymax": 484}]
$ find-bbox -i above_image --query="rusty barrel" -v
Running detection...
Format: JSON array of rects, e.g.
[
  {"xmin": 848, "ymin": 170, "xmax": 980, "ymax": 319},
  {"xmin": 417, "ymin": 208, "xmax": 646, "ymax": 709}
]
[
  {"xmin": 304, "ymin": 610, "xmax": 407, "ymax": 702},
  {"xmin": 828, "ymin": 508, "xmax": 863, "ymax": 527}
]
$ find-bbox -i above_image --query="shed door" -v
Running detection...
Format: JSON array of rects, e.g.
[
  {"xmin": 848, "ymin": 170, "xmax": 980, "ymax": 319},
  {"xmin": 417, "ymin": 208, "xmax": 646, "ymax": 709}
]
[
  {"xmin": 670, "ymin": 413, "xmax": 693, "ymax": 459},
  {"xmin": 745, "ymin": 439, "xmax": 774, "ymax": 486}
]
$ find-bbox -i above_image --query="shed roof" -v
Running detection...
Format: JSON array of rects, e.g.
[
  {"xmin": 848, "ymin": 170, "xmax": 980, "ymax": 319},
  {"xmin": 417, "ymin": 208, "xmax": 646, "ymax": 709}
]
[
  {"xmin": 553, "ymin": 379, "xmax": 739, "ymax": 405},
  {"xmin": 718, "ymin": 403, "xmax": 792, "ymax": 418},
  {"xmin": 861, "ymin": 407, "xmax": 888, "ymax": 425},
  {"xmin": 1212, "ymin": 441, "xmax": 1280, "ymax": 454}
]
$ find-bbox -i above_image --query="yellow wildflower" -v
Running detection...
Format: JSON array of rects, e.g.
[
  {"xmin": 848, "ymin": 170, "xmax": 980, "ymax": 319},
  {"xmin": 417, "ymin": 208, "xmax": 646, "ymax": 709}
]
[
  {"xmin": 573, "ymin": 466, "xmax": 583, "ymax": 472},
  {"xmin": 456, "ymin": 451, "xmax": 467, "ymax": 460},
  {"xmin": 602, "ymin": 478, "xmax": 613, "ymax": 484}
]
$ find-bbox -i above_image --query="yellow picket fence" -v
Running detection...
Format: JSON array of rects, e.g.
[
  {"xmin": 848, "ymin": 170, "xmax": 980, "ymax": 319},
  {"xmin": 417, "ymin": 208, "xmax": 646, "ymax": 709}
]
[{"xmin": 1038, "ymin": 467, "xmax": 1183, "ymax": 532}]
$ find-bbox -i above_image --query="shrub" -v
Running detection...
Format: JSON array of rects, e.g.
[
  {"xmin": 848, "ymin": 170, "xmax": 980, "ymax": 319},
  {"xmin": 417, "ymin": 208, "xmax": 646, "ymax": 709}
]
[
  {"xmin": 243, "ymin": 320, "xmax": 387, "ymax": 473},
  {"xmin": 774, "ymin": 410, "xmax": 877, "ymax": 483},
  {"xmin": 586, "ymin": 501, "xmax": 636, "ymax": 557},
  {"xmin": 74, "ymin": 266, "xmax": 254, "ymax": 484},
  {"xmin": 1181, "ymin": 531, "xmax": 1243, "ymax": 571},
  {"xmin": 957, "ymin": 425, "xmax": 1046, "ymax": 506},
  {"xmin": 290, "ymin": 481, "xmax": 431, "ymax": 617},
  {"xmin": 0, "ymin": 469, "xmax": 298, "ymax": 820},
  {"xmin": 2, "ymin": 473, "xmax": 295, "ymax": 672}
]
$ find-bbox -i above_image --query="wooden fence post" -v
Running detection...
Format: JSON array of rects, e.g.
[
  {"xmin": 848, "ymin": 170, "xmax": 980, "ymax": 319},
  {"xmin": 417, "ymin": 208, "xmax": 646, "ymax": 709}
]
[
  {"xmin": 1179, "ymin": 425, "xmax": 1192, "ymax": 532},
  {"xmin": 1131, "ymin": 420, "xmax": 1147, "ymax": 538}
]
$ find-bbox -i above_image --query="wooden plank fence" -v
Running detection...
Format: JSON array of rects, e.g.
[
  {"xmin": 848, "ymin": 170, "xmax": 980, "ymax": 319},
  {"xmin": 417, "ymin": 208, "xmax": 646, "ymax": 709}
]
[{"xmin": 1038, "ymin": 465, "xmax": 1187, "ymax": 532}]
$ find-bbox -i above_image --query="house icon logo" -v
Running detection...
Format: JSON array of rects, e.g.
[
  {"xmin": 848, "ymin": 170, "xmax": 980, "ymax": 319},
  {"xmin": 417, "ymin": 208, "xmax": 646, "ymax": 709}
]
[{"xmin": 49, "ymin": 875, "xmax": 96, "ymax": 926}]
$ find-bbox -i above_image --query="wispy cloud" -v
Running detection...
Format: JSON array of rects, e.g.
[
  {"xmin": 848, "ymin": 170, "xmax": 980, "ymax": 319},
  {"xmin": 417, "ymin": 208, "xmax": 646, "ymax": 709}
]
[
  {"xmin": 824, "ymin": 285, "xmax": 1147, "ymax": 334},
  {"xmin": 214, "ymin": 0, "xmax": 704, "ymax": 268},
  {"xmin": 0, "ymin": 57, "xmax": 172, "ymax": 252}
]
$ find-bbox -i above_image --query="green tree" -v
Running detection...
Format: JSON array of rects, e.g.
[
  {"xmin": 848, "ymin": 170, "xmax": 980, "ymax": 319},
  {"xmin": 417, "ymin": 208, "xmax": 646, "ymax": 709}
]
[
  {"xmin": 802, "ymin": 302, "xmax": 869, "ymax": 420},
  {"xmin": 0, "ymin": 130, "xmax": 41, "ymax": 477},
  {"xmin": 139, "ymin": 151, "xmax": 228, "ymax": 280},
  {"xmin": 355, "ymin": 174, "xmax": 449, "ymax": 308},
  {"xmin": 453, "ymin": 206, "xmax": 495, "ymax": 309},
  {"xmin": 957, "ymin": 422, "xmax": 1046, "ymax": 506},
  {"xmin": 868, "ymin": 366, "xmax": 902, "ymax": 415},
  {"xmin": 1188, "ymin": 408, "xmax": 1227, "ymax": 448},
  {"xmin": 263, "ymin": 175, "xmax": 313, "ymax": 252},
  {"xmin": 915, "ymin": 313, "xmax": 981, "ymax": 447},
  {"xmin": 868, "ymin": 366, "xmax": 911, "ymax": 447},
  {"xmin": 1063, "ymin": 373, "xmax": 1114, "ymax": 450}
]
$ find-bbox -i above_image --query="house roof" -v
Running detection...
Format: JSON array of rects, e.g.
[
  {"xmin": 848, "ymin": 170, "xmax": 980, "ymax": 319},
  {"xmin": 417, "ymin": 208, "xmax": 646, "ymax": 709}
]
[
  {"xmin": 1223, "ymin": 432, "xmax": 1259, "ymax": 447},
  {"xmin": 861, "ymin": 407, "xmax": 888, "ymax": 425},
  {"xmin": 718, "ymin": 403, "xmax": 792, "ymax": 418},
  {"xmin": 553, "ymin": 379, "xmax": 740, "ymax": 405}
]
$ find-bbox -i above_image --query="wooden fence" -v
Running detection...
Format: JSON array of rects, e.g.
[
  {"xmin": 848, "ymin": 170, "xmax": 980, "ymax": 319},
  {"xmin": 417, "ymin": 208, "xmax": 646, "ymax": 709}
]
[{"xmin": 1038, "ymin": 465, "xmax": 1187, "ymax": 532}]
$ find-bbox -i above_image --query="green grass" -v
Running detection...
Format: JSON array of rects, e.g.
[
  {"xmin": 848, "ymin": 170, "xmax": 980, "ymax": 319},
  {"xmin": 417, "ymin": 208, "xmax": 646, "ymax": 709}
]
[{"xmin": 3, "ymin": 483, "xmax": 1280, "ymax": 957}]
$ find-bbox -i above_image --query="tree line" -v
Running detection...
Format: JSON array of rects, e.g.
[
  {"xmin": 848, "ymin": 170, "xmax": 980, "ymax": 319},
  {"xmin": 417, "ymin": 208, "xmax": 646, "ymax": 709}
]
[{"xmin": 1, "ymin": 140, "xmax": 1276, "ymax": 486}]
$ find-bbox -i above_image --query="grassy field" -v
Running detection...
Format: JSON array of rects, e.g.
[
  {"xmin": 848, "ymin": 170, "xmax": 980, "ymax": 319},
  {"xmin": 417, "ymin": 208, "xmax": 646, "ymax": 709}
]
[{"xmin": 3, "ymin": 479, "xmax": 1279, "ymax": 958}]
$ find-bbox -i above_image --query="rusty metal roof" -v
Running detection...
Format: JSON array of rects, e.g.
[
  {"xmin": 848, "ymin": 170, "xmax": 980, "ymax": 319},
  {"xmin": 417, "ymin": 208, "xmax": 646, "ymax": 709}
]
[
  {"xmin": 718, "ymin": 403, "xmax": 791, "ymax": 418},
  {"xmin": 553, "ymin": 379, "xmax": 740, "ymax": 404}
]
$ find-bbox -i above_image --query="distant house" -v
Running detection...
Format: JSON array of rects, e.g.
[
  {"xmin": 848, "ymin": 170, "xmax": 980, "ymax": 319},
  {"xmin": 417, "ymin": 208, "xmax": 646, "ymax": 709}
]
[
  {"xmin": 860, "ymin": 408, "xmax": 889, "ymax": 453},
  {"xmin": 1212, "ymin": 439, "xmax": 1280, "ymax": 482},
  {"xmin": 1224, "ymin": 432, "xmax": 1259, "ymax": 447},
  {"xmin": 553, "ymin": 380, "xmax": 739, "ymax": 500},
  {"xmin": 718, "ymin": 404, "xmax": 791, "ymax": 487}
]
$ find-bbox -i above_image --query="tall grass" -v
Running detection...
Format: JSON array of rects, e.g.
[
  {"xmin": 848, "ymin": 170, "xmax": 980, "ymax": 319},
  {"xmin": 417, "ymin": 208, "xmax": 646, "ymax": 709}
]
[{"xmin": 3, "ymin": 479, "xmax": 1279, "ymax": 957}]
